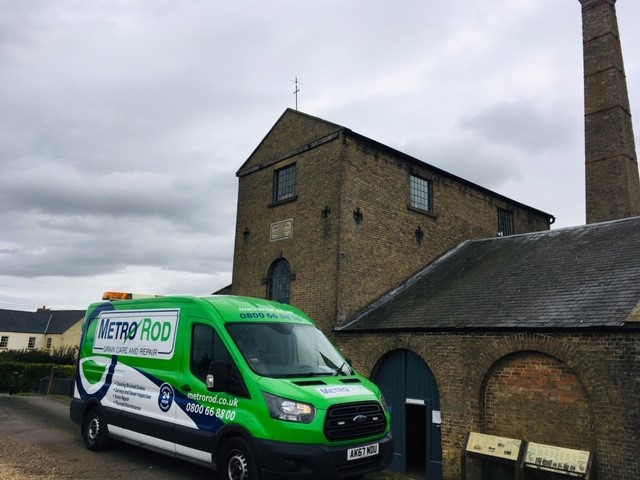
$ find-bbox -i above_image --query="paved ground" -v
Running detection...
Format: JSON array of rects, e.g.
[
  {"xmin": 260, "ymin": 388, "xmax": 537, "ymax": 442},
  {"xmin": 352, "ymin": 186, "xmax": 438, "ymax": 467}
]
[{"xmin": 0, "ymin": 394, "xmax": 412, "ymax": 480}]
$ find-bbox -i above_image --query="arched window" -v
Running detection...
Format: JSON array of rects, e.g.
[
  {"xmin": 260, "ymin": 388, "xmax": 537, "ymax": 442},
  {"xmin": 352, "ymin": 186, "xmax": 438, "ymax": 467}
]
[{"xmin": 267, "ymin": 258, "xmax": 291, "ymax": 304}]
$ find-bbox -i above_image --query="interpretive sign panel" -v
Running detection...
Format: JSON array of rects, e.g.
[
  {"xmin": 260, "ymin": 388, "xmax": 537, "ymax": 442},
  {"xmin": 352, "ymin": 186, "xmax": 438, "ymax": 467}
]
[
  {"xmin": 462, "ymin": 432, "xmax": 524, "ymax": 480},
  {"xmin": 524, "ymin": 442, "xmax": 591, "ymax": 477},
  {"xmin": 463, "ymin": 433, "xmax": 593, "ymax": 480},
  {"xmin": 466, "ymin": 432, "xmax": 523, "ymax": 462}
]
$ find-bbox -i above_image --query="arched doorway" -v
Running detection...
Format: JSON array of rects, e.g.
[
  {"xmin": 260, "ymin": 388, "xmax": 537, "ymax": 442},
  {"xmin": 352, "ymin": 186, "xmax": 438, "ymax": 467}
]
[{"xmin": 373, "ymin": 349, "xmax": 442, "ymax": 480}]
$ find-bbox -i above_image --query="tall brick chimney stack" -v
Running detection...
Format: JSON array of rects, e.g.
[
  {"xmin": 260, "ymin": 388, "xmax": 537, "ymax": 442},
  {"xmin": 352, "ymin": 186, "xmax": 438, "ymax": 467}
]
[{"xmin": 579, "ymin": 0, "xmax": 640, "ymax": 223}]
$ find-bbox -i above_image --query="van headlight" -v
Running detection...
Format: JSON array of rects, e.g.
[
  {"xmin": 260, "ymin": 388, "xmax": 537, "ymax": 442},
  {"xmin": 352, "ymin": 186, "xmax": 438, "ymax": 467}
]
[
  {"xmin": 380, "ymin": 394, "xmax": 389, "ymax": 413},
  {"xmin": 263, "ymin": 392, "xmax": 316, "ymax": 423}
]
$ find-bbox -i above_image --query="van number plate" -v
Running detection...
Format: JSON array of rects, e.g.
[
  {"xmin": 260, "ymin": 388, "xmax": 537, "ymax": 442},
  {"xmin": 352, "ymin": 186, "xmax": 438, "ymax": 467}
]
[{"xmin": 347, "ymin": 443, "xmax": 379, "ymax": 461}]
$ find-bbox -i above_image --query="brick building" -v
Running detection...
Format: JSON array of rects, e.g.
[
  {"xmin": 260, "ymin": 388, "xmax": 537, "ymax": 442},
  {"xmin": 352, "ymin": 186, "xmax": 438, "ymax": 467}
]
[
  {"xmin": 228, "ymin": 1, "xmax": 640, "ymax": 479},
  {"xmin": 232, "ymin": 109, "xmax": 553, "ymax": 334},
  {"xmin": 231, "ymin": 107, "xmax": 554, "ymax": 480}
]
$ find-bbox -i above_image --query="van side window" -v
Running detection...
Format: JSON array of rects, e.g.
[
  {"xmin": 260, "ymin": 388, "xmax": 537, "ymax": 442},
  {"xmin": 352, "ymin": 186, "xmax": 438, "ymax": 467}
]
[{"xmin": 191, "ymin": 324, "xmax": 233, "ymax": 381}]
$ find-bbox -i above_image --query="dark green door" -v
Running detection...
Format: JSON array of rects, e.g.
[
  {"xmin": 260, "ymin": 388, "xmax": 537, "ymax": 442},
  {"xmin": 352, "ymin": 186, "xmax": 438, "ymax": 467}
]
[{"xmin": 373, "ymin": 349, "xmax": 442, "ymax": 480}]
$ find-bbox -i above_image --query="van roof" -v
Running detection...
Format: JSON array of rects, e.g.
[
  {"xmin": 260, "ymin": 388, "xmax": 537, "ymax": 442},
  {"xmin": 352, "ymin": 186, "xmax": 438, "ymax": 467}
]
[
  {"xmin": 96, "ymin": 294, "xmax": 314, "ymax": 325},
  {"xmin": 204, "ymin": 295, "xmax": 307, "ymax": 317}
]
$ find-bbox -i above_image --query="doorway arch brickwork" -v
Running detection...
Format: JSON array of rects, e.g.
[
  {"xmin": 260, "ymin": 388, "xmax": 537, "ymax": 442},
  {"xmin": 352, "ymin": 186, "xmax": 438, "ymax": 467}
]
[
  {"xmin": 481, "ymin": 351, "xmax": 594, "ymax": 450},
  {"xmin": 466, "ymin": 334, "xmax": 611, "ymax": 461}
]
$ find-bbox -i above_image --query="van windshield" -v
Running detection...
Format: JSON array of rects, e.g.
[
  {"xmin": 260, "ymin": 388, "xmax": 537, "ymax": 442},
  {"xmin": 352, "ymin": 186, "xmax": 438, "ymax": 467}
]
[{"xmin": 226, "ymin": 323, "xmax": 354, "ymax": 378}]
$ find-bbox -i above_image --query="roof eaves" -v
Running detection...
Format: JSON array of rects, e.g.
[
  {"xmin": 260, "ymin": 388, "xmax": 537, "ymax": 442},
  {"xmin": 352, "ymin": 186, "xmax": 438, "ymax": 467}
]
[
  {"xmin": 345, "ymin": 129, "xmax": 554, "ymax": 221},
  {"xmin": 237, "ymin": 130, "xmax": 341, "ymax": 178},
  {"xmin": 337, "ymin": 323, "xmax": 631, "ymax": 335}
]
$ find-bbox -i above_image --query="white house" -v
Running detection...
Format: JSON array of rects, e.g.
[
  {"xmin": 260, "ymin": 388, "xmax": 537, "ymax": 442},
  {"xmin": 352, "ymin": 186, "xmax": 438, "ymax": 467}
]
[{"xmin": 0, "ymin": 308, "xmax": 84, "ymax": 352}]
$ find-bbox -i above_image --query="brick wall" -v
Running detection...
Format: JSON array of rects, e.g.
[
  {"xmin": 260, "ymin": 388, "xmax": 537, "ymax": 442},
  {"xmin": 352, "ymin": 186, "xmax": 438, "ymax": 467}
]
[
  {"xmin": 333, "ymin": 134, "xmax": 550, "ymax": 326},
  {"xmin": 232, "ymin": 132, "xmax": 343, "ymax": 327},
  {"xmin": 483, "ymin": 352, "xmax": 594, "ymax": 449},
  {"xmin": 335, "ymin": 331, "xmax": 640, "ymax": 480},
  {"xmin": 232, "ymin": 120, "xmax": 351, "ymax": 330}
]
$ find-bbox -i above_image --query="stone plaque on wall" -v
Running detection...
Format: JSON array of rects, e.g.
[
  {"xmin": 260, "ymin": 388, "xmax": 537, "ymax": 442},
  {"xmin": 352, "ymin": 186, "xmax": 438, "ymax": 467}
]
[{"xmin": 270, "ymin": 219, "xmax": 293, "ymax": 242}]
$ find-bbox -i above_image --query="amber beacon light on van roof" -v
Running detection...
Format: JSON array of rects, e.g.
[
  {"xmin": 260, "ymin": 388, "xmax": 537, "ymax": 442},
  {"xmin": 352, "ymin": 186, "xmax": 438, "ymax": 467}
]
[{"xmin": 102, "ymin": 291, "xmax": 164, "ymax": 301}]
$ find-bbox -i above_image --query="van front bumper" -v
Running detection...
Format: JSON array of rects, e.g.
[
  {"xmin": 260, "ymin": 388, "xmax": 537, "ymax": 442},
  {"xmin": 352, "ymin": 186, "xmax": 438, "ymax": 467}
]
[{"xmin": 256, "ymin": 432, "xmax": 394, "ymax": 480}]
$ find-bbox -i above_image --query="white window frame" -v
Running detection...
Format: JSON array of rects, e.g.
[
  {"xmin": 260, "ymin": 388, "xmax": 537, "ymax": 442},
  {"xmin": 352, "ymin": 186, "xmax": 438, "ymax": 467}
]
[{"xmin": 410, "ymin": 174, "xmax": 433, "ymax": 213}]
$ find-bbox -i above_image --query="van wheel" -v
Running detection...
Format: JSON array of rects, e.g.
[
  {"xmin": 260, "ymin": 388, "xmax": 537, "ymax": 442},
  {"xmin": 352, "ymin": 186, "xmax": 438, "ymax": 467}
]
[
  {"xmin": 221, "ymin": 437, "xmax": 261, "ymax": 480},
  {"xmin": 82, "ymin": 406, "xmax": 110, "ymax": 451}
]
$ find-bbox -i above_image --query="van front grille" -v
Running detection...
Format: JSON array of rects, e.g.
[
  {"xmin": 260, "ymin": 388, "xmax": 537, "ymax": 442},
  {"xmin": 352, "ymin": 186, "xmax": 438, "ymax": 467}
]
[{"xmin": 324, "ymin": 401, "xmax": 386, "ymax": 441}]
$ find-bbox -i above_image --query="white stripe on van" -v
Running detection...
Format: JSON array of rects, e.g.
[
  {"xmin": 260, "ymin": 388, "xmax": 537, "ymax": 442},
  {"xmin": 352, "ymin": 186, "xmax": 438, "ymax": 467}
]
[
  {"xmin": 121, "ymin": 428, "xmax": 175, "ymax": 453},
  {"xmin": 176, "ymin": 444, "xmax": 212, "ymax": 463}
]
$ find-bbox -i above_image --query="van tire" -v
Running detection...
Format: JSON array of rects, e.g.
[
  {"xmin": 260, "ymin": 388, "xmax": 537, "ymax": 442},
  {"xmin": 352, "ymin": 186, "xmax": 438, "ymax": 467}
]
[
  {"xmin": 82, "ymin": 406, "xmax": 111, "ymax": 451},
  {"xmin": 220, "ymin": 437, "xmax": 261, "ymax": 480}
]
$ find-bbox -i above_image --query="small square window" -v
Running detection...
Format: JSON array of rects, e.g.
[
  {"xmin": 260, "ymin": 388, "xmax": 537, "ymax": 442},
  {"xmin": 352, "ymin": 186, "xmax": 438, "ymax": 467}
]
[
  {"xmin": 410, "ymin": 175, "xmax": 432, "ymax": 212},
  {"xmin": 273, "ymin": 164, "xmax": 297, "ymax": 202},
  {"xmin": 28, "ymin": 337, "xmax": 36, "ymax": 349},
  {"xmin": 498, "ymin": 208, "xmax": 514, "ymax": 236},
  {"xmin": 0, "ymin": 336, "xmax": 8, "ymax": 348}
]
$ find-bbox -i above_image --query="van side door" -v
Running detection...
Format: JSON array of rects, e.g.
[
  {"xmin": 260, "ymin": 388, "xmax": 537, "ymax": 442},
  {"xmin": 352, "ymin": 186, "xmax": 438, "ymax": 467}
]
[{"xmin": 174, "ymin": 321, "xmax": 243, "ymax": 462}]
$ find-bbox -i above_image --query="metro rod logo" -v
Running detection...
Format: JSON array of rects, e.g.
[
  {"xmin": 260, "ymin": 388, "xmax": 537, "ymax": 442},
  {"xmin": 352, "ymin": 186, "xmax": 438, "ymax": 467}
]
[{"xmin": 93, "ymin": 309, "xmax": 179, "ymax": 359}]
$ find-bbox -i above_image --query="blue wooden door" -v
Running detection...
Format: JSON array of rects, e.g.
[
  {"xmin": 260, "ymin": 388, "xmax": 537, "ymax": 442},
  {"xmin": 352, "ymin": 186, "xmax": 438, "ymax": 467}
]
[{"xmin": 373, "ymin": 349, "xmax": 442, "ymax": 480}]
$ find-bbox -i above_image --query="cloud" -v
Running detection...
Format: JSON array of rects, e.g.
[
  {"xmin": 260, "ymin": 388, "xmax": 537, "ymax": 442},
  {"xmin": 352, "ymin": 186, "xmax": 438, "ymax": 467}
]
[
  {"xmin": 0, "ymin": 205, "xmax": 233, "ymax": 276},
  {"xmin": 0, "ymin": 0, "xmax": 638, "ymax": 310},
  {"xmin": 460, "ymin": 100, "xmax": 576, "ymax": 154},
  {"xmin": 401, "ymin": 136, "xmax": 523, "ymax": 191}
]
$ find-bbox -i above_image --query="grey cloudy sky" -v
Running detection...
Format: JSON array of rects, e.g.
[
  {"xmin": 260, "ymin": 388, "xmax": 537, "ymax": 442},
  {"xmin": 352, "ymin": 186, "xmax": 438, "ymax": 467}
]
[{"xmin": 1, "ymin": 1, "xmax": 639, "ymax": 311}]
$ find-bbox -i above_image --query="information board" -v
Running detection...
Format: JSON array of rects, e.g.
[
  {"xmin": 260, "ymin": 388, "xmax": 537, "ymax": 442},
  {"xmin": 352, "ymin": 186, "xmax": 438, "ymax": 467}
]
[
  {"xmin": 466, "ymin": 432, "xmax": 523, "ymax": 462},
  {"xmin": 524, "ymin": 442, "xmax": 591, "ymax": 477},
  {"xmin": 462, "ymin": 433, "xmax": 594, "ymax": 480}
]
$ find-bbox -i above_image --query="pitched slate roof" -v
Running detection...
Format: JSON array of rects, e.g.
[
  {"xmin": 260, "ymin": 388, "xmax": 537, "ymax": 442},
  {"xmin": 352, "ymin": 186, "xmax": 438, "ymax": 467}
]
[
  {"xmin": 0, "ymin": 309, "xmax": 84, "ymax": 334},
  {"xmin": 339, "ymin": 217, "xmax": 640, "ymax": 331}
]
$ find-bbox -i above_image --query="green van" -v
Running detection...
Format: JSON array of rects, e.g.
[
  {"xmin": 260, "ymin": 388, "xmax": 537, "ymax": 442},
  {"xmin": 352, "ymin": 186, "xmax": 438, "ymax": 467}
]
[{"xmin": 70, "ymin": 293, "xmax": 393, "ymax": 479}]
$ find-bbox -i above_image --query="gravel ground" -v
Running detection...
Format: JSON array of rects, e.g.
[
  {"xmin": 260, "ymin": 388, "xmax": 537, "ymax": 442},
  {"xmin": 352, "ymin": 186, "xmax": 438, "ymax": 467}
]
[
  {"xmin": 0, "ymin": 394, "xmax": 413, "ymax": 480},
  {"xmin": 0, "ymin": 438, "xmax": 73, "ymax": 480},
  {"xmin": 0, "ymin": 434, "xmax": 410, "ymax": 480},
  {"xmin": 0, "ymin": 435, "xmax": 411, "ymax": 480}
]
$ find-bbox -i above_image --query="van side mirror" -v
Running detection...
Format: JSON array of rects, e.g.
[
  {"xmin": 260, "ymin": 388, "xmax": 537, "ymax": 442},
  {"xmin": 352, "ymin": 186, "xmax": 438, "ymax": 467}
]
[{"xmin": 207, "ymin": 361, "xmax": 230, "ymax": 392}]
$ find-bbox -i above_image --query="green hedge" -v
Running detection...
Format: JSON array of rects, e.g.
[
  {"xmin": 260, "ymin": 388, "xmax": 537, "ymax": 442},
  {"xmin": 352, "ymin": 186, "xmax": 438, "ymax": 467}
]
[
  {"xmin": 0, "ymin": 347, "xmax": 77, "ymax": 365},
  {"xmin": 0, "ymin": 362, "xmax": 75, "ymax": 393}
]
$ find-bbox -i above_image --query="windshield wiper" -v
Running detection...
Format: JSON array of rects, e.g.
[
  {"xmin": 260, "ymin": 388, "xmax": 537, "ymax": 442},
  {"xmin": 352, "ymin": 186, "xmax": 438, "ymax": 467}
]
[
  {"xmin": 301, "ymin": 371, "xmax": 332, "ymax": 377},
  {"xmin": 335, "ymin": 362, "xmax": 348, "ymax": 376},
  {"xmin": 320, "ymin": 352, "xmax": 349, "ymax": 376}
]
